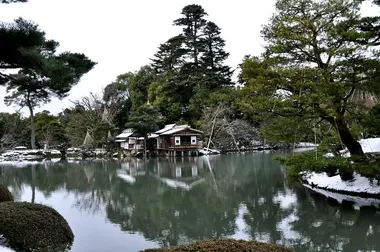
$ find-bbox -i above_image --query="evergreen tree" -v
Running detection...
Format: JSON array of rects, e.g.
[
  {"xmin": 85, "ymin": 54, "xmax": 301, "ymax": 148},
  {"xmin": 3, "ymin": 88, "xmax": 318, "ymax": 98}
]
[
  {"xmin": 34, "ymin": 111, "xmax": 67, "ymax": 147},
  {"xmin": 151, "ymin": 35, "xmax": 186, "ymax": 73},
  {"xmin": 0, "ymin": 18, "xmax": 46, "ymax": 85},
  {"xmin": 201, "ymin": 21, "xmax": 233, "ymax": 89},
  {"xmin": 4, "ymin": 28, "xmax": 96, "ymax": 149},
  {"xmin": 126, "ymin": 104, "xmax": 162, "ymax": 156},
  {"xmin": 122, "ymin": 66, "xmax": 156, "ymax": 112},
  {"xmin": 1, "ymin": 0, "xmax": 27, "ymax": 3},
  {"xmin": 148, "ymin": 4, "xmax": 235, "ymax": 125},
  {"xmin": 173, "ymin": 4, "xmax": 208, "ymax": 67},
  {"xmin": 239, "ymin": 0, "xmax": 380, "ymax": 157}
]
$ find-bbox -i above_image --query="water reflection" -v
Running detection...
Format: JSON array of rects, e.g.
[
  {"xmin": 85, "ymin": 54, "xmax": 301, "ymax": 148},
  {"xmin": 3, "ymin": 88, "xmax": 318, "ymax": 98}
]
[{"xmin": 0, "ymin": 153, "xmax": 379, "ymax": 252}]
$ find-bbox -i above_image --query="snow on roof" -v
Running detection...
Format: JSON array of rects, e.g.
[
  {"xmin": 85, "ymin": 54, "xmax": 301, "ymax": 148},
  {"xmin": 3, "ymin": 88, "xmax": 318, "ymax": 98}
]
[
  {"xmin": 160, "ymin": 125, "xmax": 203, "ymax": 135},
  {"xmin": 115, "ymin": 128, "xmax": 135, "ymax": 139},
  {"xmin": 115, "ymin": 132, "xmax": 133, "ymax": 139},
  {"xmin": 148, "ymin": 133, "xmax": 159, "ymax": 139},
  {"xmin": 155, "ymin": 124, "xmax": 176, "ymax": 134}
]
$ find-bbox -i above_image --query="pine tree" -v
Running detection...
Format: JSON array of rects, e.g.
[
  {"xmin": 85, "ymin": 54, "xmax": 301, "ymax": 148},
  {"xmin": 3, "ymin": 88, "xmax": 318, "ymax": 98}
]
[
  {"xmin": 201, "ymin": 21, "xmax": 233, "ymax": 89},
  {"xmin": 239, "ymin": 0, "xmax": 380, "ymax": 157},
  {"xmin": 151, "ymin": 35, "xmax": 186, "ymax": 73},
  {"xmin": 173, "ymin": 4, "xmax": 208, "ymax": 67}
]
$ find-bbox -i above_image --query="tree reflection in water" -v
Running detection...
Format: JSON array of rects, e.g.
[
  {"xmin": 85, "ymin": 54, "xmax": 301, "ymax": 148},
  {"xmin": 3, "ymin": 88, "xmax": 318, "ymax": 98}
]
[{"xmin": 0, "ymin": 152, "xmax": 379, "ymax": 251}]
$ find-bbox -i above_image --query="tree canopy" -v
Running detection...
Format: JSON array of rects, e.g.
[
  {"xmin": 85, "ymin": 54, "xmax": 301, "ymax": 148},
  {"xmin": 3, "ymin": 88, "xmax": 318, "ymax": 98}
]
[
  {"xmin": 1, "ymin": 5, "xmax": 96, "ymax": 149},
  {"xmin": 238, "ymin": 0, "xmax": 380, "ymax": 157}
]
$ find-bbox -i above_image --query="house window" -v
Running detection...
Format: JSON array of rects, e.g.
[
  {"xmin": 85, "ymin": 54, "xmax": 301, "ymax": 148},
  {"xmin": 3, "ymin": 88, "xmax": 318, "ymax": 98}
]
[
  {"xmin": 180, "ymin": 136, "xmax": 192, "ymax": 144},
  {"xmin": 191, "ymin": 136, "xmax": 196, "ymax": 144},
  {"xmin": 175, "ymin": 136, "xmax": 181, "ymax": 146}
]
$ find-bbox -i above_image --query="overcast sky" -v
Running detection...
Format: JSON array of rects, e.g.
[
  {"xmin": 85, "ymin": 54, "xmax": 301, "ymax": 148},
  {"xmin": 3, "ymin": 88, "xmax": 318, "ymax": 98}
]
[{"xmin": 0, "ymin": 0, "xmax": 378, "ymax": 116}]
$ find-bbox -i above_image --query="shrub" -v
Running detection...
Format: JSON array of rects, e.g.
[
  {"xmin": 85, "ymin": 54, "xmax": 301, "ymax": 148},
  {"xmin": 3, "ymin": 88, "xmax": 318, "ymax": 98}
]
[
  {"xmin": 0, "ymin": 202, "xmax": 74, "ymax": 252},
  {"xmin": 141, "ymin": 239, "xmax": 293, "ymax": 252},
  {"xmin": 276, "ymin": 152, "xmax": 380, "ymax": 182},
  {"xmin": 0, "ymin": 185, "xmax": 13, "ymax": 203},
  {"xmin": 275, "ymin": 153, "xmax": 354, "ymax": 180}
]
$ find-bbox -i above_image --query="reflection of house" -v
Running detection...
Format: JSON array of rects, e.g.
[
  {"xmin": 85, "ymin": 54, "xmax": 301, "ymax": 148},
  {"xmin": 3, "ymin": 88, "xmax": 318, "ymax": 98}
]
[
  {"xmin": 154, "ymin": 164, "xmax": 205, "ymax": 191},
  {"xmin": 115, "ymin": 129, "xmax": 144, "ymax": 156},
  {"xmin": 153, "ymin": 124, "xmax": 203, "ymax": 156}
]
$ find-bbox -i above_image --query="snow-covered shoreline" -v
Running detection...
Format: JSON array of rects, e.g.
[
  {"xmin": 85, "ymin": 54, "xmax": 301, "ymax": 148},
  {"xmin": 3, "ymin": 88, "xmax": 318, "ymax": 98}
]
[
  {"xmin": 301, "ymin": 172, "xmax": 380, "ymax": 198},
  {"xmin": 300, "ymin": 137, "xmax": 380, "ymax": 199},
  {"xmin": 303, "ymin": 183, "xmax": 380, "ymax": 210}
]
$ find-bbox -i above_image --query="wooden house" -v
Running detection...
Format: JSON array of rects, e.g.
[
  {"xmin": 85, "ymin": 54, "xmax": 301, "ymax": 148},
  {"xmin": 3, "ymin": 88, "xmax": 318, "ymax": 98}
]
[
  {"xmin": 115, "ymin": 129, "xmax": 144, "ymax": 156},
  {"xmin": 153, "ymin": 124, "xmax": 203, "ymax": 156}
]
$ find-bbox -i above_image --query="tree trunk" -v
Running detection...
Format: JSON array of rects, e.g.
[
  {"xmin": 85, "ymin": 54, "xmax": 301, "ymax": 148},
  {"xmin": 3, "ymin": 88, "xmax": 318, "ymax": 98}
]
[
  {"xmin": 207, "ymin": 116, "xmax": 217, "ymax": 150},
  {"xmin": 27, "ymin": 102, "xmax": 36, "ymax": 149},
  {"xmin": 326, "ymin": 116, "xmax": 365, "ymax": 157}
]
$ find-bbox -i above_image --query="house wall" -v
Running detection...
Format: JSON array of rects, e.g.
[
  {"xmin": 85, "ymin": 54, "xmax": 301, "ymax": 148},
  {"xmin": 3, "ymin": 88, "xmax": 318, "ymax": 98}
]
[
  {"xmin": 119, "ymin": 138, "xmax": 144, "ymax": 150},
  {"xmin": 156, "ymin": 128, "xmax": 202, "ymax": 150}
]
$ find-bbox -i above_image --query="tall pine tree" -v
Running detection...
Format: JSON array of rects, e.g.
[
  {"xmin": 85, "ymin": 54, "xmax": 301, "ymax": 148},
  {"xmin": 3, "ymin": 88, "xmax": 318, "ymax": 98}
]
[
  {"xmin": 201, "ymin": 21, "xmax": 233, "ymax": 89},
  {"xmin": 148, "ymin": 4, "xmax": 234, "ymax": 125},
  {"xmin": 151, "ymin": 35, "xmax": 186, "ymax": 73},
  {"xmin": 173, "ymin": 4, "xmax": 208, "ymax": 67}
]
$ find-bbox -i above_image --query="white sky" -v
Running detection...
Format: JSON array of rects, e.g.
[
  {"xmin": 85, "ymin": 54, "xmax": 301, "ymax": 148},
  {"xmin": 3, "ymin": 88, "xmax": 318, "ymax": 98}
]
[{"xmin": 0, "ymin": 0, "xmax": 378, "ymax": 116}]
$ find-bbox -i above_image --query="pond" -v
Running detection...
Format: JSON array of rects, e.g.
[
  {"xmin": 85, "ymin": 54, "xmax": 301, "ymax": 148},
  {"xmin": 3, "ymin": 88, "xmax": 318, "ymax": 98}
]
[{"xmin": 0, "ymin": 151, "xmax": 380, "ymax": 252}]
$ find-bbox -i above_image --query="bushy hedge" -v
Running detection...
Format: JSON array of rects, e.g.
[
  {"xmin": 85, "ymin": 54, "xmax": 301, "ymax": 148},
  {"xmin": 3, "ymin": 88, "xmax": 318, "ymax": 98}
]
[
  {"xmin": 0, "ymin": 185, "xmax": 13, "ymax": 203},
  {"xmin": 141, "ymin": 239, "xmax": 293, "ymax": 252},
  {"xmin": 275, "ymin": 152, "xmax": 380, "ymax": 182},
  {"xmin": 0, "ymin": 202, "xmax": 74, "ymax": 252}
]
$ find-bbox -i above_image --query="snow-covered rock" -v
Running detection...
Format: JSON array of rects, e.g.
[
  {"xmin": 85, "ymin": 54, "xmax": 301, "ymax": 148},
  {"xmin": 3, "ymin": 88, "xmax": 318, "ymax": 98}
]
[
  {"xmin": 294, "ymin": 142, "xmax": 318, "ymax": 148},
  {"xmin": 302, "ymin": 172, "xmax": 380, "ymax": 195},
  {"xmin": 199, "ymin": 148, "xmax": 221, "ymax": 156}
]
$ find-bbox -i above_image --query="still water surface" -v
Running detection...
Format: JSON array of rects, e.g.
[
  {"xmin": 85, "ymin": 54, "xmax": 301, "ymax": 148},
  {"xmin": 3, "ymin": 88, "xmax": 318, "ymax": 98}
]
[{"xmin": 1, "ymin": 151, "xmax": 380, "ymax": 252}]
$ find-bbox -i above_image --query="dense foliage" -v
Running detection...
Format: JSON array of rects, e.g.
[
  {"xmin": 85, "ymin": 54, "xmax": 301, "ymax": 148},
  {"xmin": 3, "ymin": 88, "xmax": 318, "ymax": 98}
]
[{"xmin": 238, "ymin": 0, "xmax": 380, "ymax": 158}]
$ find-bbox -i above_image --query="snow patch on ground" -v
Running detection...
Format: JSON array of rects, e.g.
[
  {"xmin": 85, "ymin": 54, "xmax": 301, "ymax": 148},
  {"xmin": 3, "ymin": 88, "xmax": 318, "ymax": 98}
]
[
  {"xmin": 0, "ymin": 247, "xmax": 15, "ymax": 252},
  {"xmin": 325, "ymin": 137, "xmax": 380, "ymax": 157},
  {"xmin": 303, "ymin": 184, "xmax": 380, "ymax": 210},
  {"xmin": 306, "ymin": 138, "xmax": 380, "ymax": 198},
  {"xmin": 359, "ymin": 138, "xmax": 380, "ymax": 153},
  {"xmin": 0, "ymin": 149, "xmax": 62, "ymax": 162},
  {"xmin": 303, "ymin": 172, "xmax": 380, "ymax": 195},
  {"xmin": 295, "ymin": 142, "xmax": 318, "ymax": 148}
]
